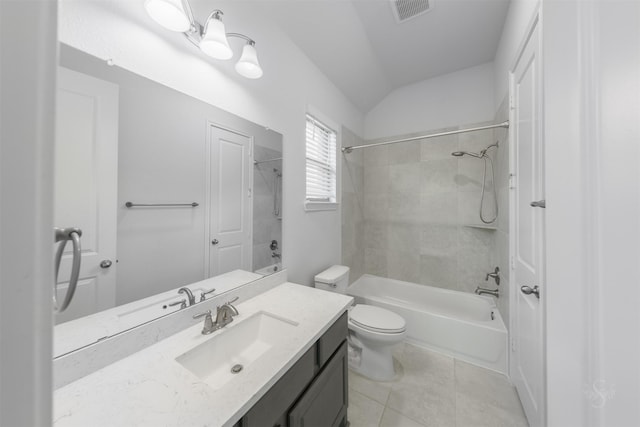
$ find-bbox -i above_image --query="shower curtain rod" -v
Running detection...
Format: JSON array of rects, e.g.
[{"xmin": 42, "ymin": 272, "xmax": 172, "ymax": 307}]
[
  {"xmin": 254, "ymin": 157, "xmax": 283, "ymax": 165},
  {"xmin": 341, "ymin": 121, "xmax": 509, "ymax": 153}
]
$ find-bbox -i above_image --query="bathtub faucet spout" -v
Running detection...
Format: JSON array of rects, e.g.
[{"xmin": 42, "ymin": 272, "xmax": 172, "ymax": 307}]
[{"xmin": 475, "ymin": 286, "xmax": 499, "ymax": 298}]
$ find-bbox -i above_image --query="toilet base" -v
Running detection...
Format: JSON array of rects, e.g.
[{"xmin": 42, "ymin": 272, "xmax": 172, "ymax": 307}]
[{"xmin": 348, "ymin": 333, "xmax": 403, "ymax": 381}]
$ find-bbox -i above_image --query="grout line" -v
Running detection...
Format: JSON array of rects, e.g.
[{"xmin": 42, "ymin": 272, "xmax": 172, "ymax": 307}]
[
  {"xmin": 384, "ymin": 405, "xmax": 429, "ymax": 427},
  {"xmin": 453, "ymin": 358, "xmax": 458, "ymax": 427},
  {"xmin": 383, "ymin": 387, "xmax": 391, "ymax": 407},
  {"xmin": 378, "ymin": 406, "xmax": 387, "ymax": 427}
]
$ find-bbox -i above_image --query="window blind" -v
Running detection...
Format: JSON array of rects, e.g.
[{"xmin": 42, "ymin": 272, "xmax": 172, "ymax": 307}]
[{"xmin": 305, "ymin": 114, "xmax": 337, "ymax": 203}]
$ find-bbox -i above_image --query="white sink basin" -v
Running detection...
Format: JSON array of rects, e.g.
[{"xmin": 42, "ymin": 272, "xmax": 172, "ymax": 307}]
[{"xmin": 175, "ymin": 311, "xmax": 298, "ymax": 390}]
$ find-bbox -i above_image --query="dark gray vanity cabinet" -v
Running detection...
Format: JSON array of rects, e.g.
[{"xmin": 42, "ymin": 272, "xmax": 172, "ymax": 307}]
[
  {"xmin": 239, "ymin": 312, "xmax": 349, "ymax": 427},
  {"xmin": 288, "ymin": 341, "xmax": 348, "ymax": 427}
]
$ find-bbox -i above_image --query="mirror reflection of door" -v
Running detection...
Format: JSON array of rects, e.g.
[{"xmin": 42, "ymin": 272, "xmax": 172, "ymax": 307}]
[
  {"xmin": 54, "ymin": 67, "xmax": 118, "ymax": 323},
  {"xmin": 207, "ymin": 125, "xmax": 253, "ymax": 277}
]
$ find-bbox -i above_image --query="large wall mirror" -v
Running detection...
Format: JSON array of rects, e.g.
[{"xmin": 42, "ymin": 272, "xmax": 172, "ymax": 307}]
[{"xmin": 54, "ymin": 44, "xmax": 283, "ymax": 357}]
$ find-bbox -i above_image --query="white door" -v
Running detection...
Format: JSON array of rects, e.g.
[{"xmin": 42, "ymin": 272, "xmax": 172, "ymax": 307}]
[
  {"xmin": 510, "ymin": 21, "xmax": 545, "ymax": 427},
  {"xmin": 207, "ymin": 125, "xmax": 252, "ymax": 276},
  {"xmin": 54, "ymin": 67, "xmax": 118, "ymax": 323}
]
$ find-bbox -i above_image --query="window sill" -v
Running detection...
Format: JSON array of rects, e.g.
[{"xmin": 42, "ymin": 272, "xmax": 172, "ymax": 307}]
[{"xmin": 304, "ymin": 201, "xmax": 339, "ymax": 212}]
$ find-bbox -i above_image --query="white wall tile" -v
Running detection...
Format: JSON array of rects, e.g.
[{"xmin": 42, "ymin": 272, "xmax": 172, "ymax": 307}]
[
  {"xmin": 364, "ymin": 220, "xmax": 389, "ymax": 249},
  {"xmin": 389, "ymin": 141, "xmax": 421, "ymax": 165},
  {"xmin": 456, "ymin": 157, "xmax": 487, "ymax": 193},
  {"xmin": 364, "ymin": 145, "xmax": 389, "ymax": 167},
  {"xmin": 420, "ymin": 131, "xmax": 459, "ymax": 161},
  {"xmin": 420, "ymin": 254, "xmax": 458, "ymax": 289},
  {"xmin": 389, "ymin": 163, "xmax": 421, "ymax": 194},
  {"xmin": 390, "ymin": 192, "xmax": 421, "ymax": 223},
  {"xmin": 422, "ymin": 192, "xmax": 459, "ymax": 225},
  {"xmin": 347, "ymin": 120, "xmax": 509, "ymax": 307},
  {"xmin": 420, "ymin": 159, "xmax": 458, "ymax": 194},
  {"xmin": 457, "ymin": 227, "xmax": 494, "ymax": 293},
  {"xmin": 364, "ymin": 247, "xmax": 387, "ymax": 277},
  {"xmin": 341, "ymin": 127, "xmax": 365, "ymax": 283},
  {"xmin": 387, "ymin": 250, "xmax": 421, "ymax": 283},
  {"xmin": 420, "ymin": 225, "xmax": 459, "ymax": 256},
  {"xmin": 364, "ymin": 164, "xmax": 390, "ymax": 194}
]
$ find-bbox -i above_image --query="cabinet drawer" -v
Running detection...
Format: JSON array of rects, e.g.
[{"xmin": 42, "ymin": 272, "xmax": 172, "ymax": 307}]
[
  {"xmin": 242, "ymin": 345, "xmax": 316, "ymax": 427},
  {"xmin": 317, "ymin": 312, "xmax": 348, "ymax": 368},
  {"xmin": 289, "ymin": 341, "xmax": 348, "ymax": 427}
]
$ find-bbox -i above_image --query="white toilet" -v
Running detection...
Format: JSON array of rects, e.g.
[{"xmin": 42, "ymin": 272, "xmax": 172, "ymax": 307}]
[{"xmin": 314, "ymin": 265, "xmax": 406, "ymax": 381}]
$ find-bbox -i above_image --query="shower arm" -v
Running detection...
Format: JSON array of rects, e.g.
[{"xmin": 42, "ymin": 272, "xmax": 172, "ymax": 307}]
[{"xmin": 480, "ymin": 142, "xmax": 499, "ymax": 157}]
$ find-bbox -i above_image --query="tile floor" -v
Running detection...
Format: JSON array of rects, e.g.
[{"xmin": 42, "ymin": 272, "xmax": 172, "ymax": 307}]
[{"xmin": 347, "ymin": 343, "xmax": 529, "ymax": 427}]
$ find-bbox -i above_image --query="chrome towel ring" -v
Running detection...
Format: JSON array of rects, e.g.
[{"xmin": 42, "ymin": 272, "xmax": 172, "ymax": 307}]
[{"xmin": 54, "ymin": 227, "xmax": 82, "ymax": 313}]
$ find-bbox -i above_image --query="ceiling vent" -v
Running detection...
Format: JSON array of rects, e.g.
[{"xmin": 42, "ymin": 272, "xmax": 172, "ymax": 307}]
[{"xmin": 390, "ymin": 0, "xmax": 432, "ymax": 23}]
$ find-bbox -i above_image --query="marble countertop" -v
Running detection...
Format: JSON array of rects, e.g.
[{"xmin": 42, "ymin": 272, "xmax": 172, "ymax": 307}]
[
  {"xmin": 55, "ymin": 269, "xmax": 263, "ymax": 358},
  {"xmin": 54, "ymin": 282, "xmax": 353, "ymax": 427}
]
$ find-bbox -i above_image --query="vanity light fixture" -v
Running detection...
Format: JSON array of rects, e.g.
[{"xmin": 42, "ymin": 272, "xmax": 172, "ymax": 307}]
[
  {"xmin": 144, "ymin": 0, "xmax": 263, "ymax": 79},
  {"xmin": 233, "ymin": 36, "xmax": 263, "ymax": 79}
]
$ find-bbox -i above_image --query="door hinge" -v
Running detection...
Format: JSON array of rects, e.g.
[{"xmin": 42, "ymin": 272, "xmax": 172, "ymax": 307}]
[
  {"xmin": 511, "ymin": 337, "xmax": 517, "ymax": 352},
  {"xmin": 509, "ymin": 173, "xmax": 516, "ymax": 189}
]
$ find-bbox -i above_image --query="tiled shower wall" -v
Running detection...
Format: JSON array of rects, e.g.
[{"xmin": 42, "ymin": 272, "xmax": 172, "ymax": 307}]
[
  {"xmin": 492, "ymin": 98, "xmax": 511, "ymax": 326},
  {"xmin": 253, "ymin": 145, "xmax": 283, "ymax": 271},
  {"xmin": 341, "ymin": 127, "xmax": 365, "ymax": 284},
  {"xmin": 342, "ymin": 121, "xmax": 509, "ymax": 305}
]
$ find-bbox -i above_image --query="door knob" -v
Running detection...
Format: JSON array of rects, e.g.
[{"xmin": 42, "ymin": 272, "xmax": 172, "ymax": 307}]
[
  {"xmin": 520, "ymin": 285, "xmax": 540, "ymax": 299},
  {"xmin": 530, "ymin": 200, "xmax": 546, "ymax": 208},
  {"xmin": 211, "ymin": 239, "xmax": 219, "ymax": 245},
  {"xmin": 100, "ymin": 259, "xmax": 112, "ymax": 269}
]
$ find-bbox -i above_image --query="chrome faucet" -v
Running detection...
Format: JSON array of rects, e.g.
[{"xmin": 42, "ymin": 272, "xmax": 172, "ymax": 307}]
[
  {"xmin": 193, "ymin": 310, "xmax": 216, "ymax": 334},
  {"xmin": 193, "ymin": 297, "xmax": 239, "ymax": 335},
  {"xmin": 215, "ymin": 298, "xmax": 239, "ymax": 328},
  {"xmin": 167, "ymin": 299, "xmax": 187, "ymax": 310},
  {"xmin": 178, "ymin": 287, "xmax": 196, "ymax": 306},
  {"xmin": 485, "ymin": 267, "xmax": 500, "ymax": 286},
  {"xmin": 271, "ymin": 252, "xmax": 281, "ymax": 259},
  {"xmin": 475, "ymin": 286, "xmax": 499, "ymax": 298},
  {"xmin": 200, "ymin": 287, "xmax": 216, "ymax": 302}
]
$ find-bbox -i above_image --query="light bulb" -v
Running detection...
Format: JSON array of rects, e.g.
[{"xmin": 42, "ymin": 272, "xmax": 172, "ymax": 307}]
[
  {"xmin": 200, "ymin": 13, "xmax": 233, "ymax": 60},
  {"xmin": 235, "ymin": 43, "xmax": 263, "ymax": 79},
  {"xmin": 144, "ymin": 0, "xmax": 190, "ymax": 32}
]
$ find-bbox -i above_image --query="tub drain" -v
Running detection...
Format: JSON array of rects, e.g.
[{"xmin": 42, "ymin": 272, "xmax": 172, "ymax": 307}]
[{"xmin": 231, "ymin": 364, "xmax": 243, "ymax": 374}]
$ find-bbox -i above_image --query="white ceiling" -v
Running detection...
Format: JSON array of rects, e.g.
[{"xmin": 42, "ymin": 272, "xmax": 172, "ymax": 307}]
[{"xmin": 259, "ymin": 0, "xmax": 510, "ymax": 113}]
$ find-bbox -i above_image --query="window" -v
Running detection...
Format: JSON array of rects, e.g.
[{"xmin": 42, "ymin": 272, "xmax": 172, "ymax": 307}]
[{"xmin": 305, "ymin": 113, "xmax": 338, "ymax": 210}]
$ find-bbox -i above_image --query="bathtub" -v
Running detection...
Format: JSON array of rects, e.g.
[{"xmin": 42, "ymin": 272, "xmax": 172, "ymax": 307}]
[
  {"xmin": 255, "ymin": 262, "xmax": 283, "ymax": 276},
  {"xmin": 348, "ymin": 274, "xmax": 508, "ymax": 374}
]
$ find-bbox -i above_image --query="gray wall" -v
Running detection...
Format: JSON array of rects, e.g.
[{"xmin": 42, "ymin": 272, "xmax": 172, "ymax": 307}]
[{"xmin": 60, "ymin": 44, "xmax": 282, "ymax": 305}]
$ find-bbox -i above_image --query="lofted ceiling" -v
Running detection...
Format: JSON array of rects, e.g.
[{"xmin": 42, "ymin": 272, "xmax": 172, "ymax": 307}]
[{"xmin": 259, "ymin": 0, "xmax": 510, "ymax": 113}]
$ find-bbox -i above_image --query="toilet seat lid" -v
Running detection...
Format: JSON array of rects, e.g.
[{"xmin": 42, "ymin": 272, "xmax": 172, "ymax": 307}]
[{"xmin": 350, "ymin": 304, "xmax": 406, "ymax": 334}]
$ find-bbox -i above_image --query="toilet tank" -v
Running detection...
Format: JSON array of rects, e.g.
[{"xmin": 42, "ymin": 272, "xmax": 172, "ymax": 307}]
[{"xmin": 314, "ymin": 265, "xmax": 350, "ymax": 293}]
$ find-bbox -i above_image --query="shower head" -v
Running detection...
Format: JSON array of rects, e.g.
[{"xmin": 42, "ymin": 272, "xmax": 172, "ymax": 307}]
[{"xmin": 451, "ymin": 151, "xmax": 483, "ymax": 158}]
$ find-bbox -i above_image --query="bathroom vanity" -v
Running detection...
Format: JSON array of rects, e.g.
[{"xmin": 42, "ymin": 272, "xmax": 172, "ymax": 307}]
[
  {"xmin": 239, "ymin": 312, "xmax": 348, "ymax": 427},
  {"xmin": 54, "ymin": 278, "xmax": 352, "ymax": 427}
]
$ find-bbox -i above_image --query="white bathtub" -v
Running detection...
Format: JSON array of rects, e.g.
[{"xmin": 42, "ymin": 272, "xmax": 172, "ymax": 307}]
[
  {"xmin": 348, "ymin": 274, "xmax": 508, "ymax": 374},
  {"xmin": 254, "ymin": 262, "xmax": 283, "ymax": 276}
]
